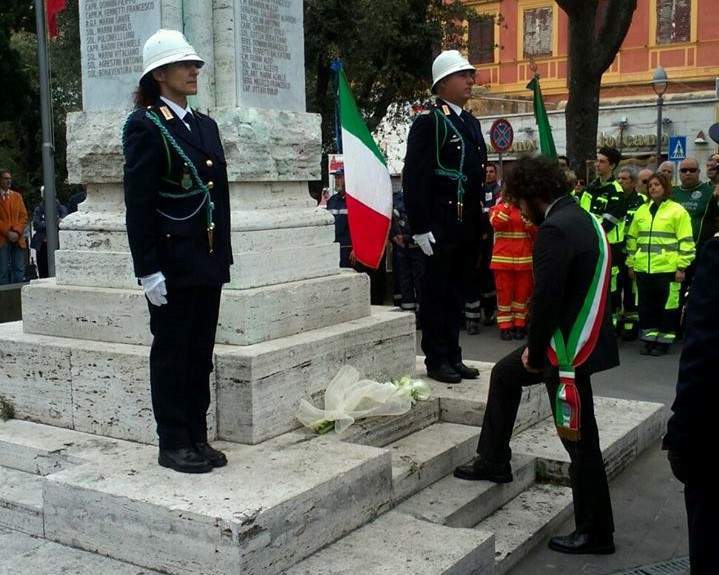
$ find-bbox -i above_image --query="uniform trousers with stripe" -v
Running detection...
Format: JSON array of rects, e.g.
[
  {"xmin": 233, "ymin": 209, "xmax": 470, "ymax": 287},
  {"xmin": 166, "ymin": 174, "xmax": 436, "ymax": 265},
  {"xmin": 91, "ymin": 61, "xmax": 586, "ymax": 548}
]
[
  {"xmin": 420, "ymin": 241, "xmax": 465, "ymax": 370},
  {"xmin": 148, "ymin": 285, "xmax": 222, "ymax": 450},
  {"xmin": 493, "ymin": 269, "xmax": 533, "ymax": 329},
  {"xmin": 635, "ymin": 272, "xmax": 680, "ymax": 344}
]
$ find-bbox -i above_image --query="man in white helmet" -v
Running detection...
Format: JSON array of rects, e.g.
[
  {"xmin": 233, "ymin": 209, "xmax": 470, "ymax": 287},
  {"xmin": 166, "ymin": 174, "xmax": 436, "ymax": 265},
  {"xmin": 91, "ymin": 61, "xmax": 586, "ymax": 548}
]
[
  {"xmin": 123, "ymin": 29, "xmax": 232, "ymax": 473},
  {"xmin": 402, "ymin": 50, "xmax": 488, "ymax": 384}
]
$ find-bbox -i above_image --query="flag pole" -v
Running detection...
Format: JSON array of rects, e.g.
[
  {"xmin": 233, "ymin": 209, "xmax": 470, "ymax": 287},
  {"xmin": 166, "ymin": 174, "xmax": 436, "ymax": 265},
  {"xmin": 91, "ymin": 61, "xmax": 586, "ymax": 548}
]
[
  {"xmin": 34, "ymin": 0, "xmax": 59, "ymax": 277},
  {"xmin": 330, "ymin": 58, "xmax": 344, "ymax": 154}
]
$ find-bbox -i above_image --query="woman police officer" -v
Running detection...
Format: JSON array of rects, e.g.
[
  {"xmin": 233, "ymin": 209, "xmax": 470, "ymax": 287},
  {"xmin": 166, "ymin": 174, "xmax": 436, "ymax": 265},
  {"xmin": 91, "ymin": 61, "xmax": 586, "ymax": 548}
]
[{"xmin": 123, "ymin": 29, "xmax": 232, "ymax": 473}]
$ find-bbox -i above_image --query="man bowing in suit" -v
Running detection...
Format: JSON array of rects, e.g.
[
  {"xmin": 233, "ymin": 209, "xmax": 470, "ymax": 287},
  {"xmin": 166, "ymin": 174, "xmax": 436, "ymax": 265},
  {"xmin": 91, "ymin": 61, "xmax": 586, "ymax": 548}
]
[{"xmin": 454, "ymin": 155, "xmax": 619, "ymax": 555}]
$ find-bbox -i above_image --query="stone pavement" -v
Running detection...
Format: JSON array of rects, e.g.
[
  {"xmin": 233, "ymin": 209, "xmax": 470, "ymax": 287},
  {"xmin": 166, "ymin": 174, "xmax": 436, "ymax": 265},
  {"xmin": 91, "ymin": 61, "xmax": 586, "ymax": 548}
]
[{"xmin": 457, "ymin": 325, "xmax": 689, "ymax": 574}]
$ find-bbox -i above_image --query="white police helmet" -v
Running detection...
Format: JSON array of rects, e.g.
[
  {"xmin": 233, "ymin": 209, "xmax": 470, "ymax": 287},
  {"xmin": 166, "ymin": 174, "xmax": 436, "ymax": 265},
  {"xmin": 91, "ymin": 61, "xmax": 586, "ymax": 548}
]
[
  {"xmin": 141, "ymin": 29, "xmax": 204, "ymax": 80},
  {"xmin": 431, "ymin": 50, "xmax": 475, "ymax": 89}
]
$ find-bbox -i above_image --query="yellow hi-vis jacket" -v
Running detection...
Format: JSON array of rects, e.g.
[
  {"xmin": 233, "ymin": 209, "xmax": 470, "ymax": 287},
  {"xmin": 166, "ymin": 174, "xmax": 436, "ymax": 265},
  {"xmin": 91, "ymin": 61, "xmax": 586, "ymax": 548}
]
[{"xmin": 626, "ymin": 199, "xmax": 695, "ymax": 273}]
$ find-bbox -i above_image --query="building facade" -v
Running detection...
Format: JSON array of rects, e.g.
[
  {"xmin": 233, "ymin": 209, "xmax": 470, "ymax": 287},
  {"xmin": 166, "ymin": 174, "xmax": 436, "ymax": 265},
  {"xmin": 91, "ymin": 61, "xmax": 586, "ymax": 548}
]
[{"xmin": 465, "ymin": 0, "xmax": 719, "ymax": 101}]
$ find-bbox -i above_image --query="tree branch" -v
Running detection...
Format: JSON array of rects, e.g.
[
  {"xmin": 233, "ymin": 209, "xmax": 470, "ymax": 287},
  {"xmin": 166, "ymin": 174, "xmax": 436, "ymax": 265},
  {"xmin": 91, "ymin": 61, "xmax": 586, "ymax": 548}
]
[{"xmin": 593, "ymin": 0, "xmax": 637, "ymax": 74}]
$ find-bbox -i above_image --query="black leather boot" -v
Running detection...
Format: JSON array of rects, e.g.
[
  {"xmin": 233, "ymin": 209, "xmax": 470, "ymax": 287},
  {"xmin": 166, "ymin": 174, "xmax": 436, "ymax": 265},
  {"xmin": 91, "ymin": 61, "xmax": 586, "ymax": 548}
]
[{"xmin": 158, "ymin": 447, "xmax": 213, "ymax": 474}]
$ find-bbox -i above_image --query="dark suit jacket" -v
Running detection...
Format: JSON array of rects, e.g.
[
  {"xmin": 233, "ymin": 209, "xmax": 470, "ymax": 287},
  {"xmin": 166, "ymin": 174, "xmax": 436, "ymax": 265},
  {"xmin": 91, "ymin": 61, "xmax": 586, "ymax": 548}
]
[
  {"xmin": 402, "ymin": 99, "xmax": 487, "ymax": 247},
  {"xmin": 528, "ymin": 195, "xmax": 620, "ymax": 376},
  {"xmin": 663, "ymin": 236, "xmax": 719, "ymax": 456},
  {"xmin": 123, "ymin": 101, "xmax": 232, "ymax": 288}
]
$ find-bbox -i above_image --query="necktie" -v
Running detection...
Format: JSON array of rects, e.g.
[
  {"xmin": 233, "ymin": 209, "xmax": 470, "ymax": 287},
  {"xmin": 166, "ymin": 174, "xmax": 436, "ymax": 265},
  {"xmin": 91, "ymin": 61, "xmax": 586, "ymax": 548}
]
[{"xmin": 184, "ymin": 112, "xmax": 203, "ymax": 146}]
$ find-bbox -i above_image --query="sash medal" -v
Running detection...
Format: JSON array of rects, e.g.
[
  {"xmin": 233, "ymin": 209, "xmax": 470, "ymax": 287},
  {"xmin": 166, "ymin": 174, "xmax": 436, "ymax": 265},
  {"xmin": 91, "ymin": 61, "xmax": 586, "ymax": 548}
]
[{"xmin": 546, "ymin": 215, "xmax": 611, "ymax": 441}]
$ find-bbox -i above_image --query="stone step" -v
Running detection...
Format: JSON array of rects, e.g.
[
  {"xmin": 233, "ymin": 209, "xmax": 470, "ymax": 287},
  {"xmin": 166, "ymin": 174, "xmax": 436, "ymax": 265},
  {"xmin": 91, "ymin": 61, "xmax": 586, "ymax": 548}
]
[
  {"xmin": 23, "ymin": 271, "xmax": 370, "ymax": 347},
  {"xmin": 475, "ymin": 484, "xmax": 574, "ymax": 575},
  {"xmin": 511, "ymin": 396, "xmax": 666, "ymax": 484},
  {"xmin": 416, "ymin": 356, "xmax": 551, "ymax": 433},
  {"xmin": 333, "ymin": 398, "xmax": 440, "ymax": 449},
  {"xmin": 0, "ymin": 528, "xmax": 163, "ymax": 575},
  {"xmin": 0, "ymin": 467, "xmax": 44, "ymax": 537},
  {"xmin": 284, "ymin": 510, "xmax": 495, "ymax": 575},
  {"xmin": 395, "ymin": 453, "xmax": 536, "ymax": 528},
  {"xmin": 387, "ymin": 422, "xmax": 481, "ymax": 503},
  {"xmin": 42, "ymin": 433, "xmax": 392, "ymax": 575},
  {"xmin": 0, "ymin": 309, "xmax": 416, "ymax": 446},
  {"xmin": 0, "ymin": 419, "xmax": 142, "ymax": 476}
]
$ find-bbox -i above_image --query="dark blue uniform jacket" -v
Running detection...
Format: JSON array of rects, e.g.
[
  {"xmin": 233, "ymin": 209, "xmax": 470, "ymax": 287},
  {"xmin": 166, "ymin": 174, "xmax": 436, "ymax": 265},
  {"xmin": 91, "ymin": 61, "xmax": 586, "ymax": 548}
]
[{"xmin": 123, "ymin": 102, "xmax": 232, "ymax": 288}]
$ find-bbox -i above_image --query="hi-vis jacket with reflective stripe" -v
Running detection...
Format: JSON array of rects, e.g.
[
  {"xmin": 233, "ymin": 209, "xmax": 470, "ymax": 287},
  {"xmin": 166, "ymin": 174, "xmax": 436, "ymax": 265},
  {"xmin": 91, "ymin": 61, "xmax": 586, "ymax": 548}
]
[
  {"xmin": 626, "ymin": 199, "xmax": 695, "ymax": 273},
  {"xmin": 580, "ymin": 177, "xmax": 627, "ymax": 244},
  {"xmin": 488, "ymin": 201, "xmax": 536, "ymax": 270}
]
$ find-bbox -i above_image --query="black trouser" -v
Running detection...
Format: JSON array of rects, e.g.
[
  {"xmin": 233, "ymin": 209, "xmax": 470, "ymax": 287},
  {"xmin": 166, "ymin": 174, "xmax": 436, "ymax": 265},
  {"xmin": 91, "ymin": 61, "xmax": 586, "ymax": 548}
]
[
  {"xmin": 419, "ymin": 241, "xmax": 465, "ymax": 369},
  {"xmin": 354, "ymin": 253, "xmax": 387, "ymax": 305},
  {"xmin": 635, "ymin": 272, "xmax": 679, "ymax": 344},
  {"xmin": 685, "ymin": 472, "xmax": 719, "ymax": 574},
  {"xmin": 476, "ymin": 346, "xmax": 614, "ymax": 536},
  {"xmin": 148, "ymin": 284, "xmax": 222, "ymax": 449},
  {"xmin": 396, "ymin": 245, "xmax": 425, "ymax": 311},
  {"xmin": 36, "ymin": 243, "xmax": 49, "ymax": 278}
]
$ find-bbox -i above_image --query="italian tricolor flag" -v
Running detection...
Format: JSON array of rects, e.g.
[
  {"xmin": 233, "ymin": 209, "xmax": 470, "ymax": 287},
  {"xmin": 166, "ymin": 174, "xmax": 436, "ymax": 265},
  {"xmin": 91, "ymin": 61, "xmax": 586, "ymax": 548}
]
[{"xmin": 337, "ymin": 67, "xmax": 392, "ymax": 269}]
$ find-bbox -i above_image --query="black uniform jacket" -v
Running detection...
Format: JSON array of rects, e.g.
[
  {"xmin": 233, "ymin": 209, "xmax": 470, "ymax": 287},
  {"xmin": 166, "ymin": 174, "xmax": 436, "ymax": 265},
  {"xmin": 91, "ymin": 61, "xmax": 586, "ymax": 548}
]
[
  {"xmin": 402, "ymin": 99, "xmax": 488, "ymax": 246},
  {"xmin": 527, "ymin": 195, "xmax": 620, "ymax": 376},
  {"xmin": 663, "ymin": 236, "xmax": 719, "ymax": 456},
  {"xmin": 123, "ymin": 101, "xmax": 232, "ymax": 288}
]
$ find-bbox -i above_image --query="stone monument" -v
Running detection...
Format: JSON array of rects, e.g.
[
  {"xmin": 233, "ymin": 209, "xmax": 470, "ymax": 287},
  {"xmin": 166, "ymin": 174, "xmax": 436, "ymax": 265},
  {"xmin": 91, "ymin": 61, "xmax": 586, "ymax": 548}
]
[{"xmin": 4, "ymin": 0, "xmax": 415, "ymax": 447}]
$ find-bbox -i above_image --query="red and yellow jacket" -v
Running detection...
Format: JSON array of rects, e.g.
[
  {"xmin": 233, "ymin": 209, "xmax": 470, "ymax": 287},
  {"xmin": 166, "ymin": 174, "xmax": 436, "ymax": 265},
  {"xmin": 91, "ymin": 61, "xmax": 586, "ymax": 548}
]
[
  {"xmin": 489, "ymin": 201, "xmax": 536, "ymax": 270},
  {"xmin": 0, "ymin": 190, "xmax": 28, "ymax": 249}
]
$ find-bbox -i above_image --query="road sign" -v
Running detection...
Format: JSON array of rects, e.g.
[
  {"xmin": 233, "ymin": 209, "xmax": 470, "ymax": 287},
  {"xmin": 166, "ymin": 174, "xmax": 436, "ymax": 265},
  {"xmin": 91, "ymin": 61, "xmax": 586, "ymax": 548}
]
[
  {"xmin": 490, "ymin": 119, "xmax": 514, "ymax": 153},
  {"xmin": 668, "ymin": 136, "xmax": 687, "ymax": 161}
]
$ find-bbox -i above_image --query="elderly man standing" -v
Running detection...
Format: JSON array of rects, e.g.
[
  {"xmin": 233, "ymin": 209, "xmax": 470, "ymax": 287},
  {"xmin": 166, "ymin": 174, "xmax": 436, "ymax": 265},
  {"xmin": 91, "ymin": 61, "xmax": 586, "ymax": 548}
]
[
  {"xmin": 403, "ymin": 50, "xmax": 487, "ymax": 384},
  {"xmin": 659, "ymin": 161, "xmax": 675, "ymax": 184},
  {"xmin": 0, "ymin": 169, "xmax": 29, "ymax": 284},
  {"xmin": 673, "ymin": 157, "xmax": 719, "ymax": 253}
]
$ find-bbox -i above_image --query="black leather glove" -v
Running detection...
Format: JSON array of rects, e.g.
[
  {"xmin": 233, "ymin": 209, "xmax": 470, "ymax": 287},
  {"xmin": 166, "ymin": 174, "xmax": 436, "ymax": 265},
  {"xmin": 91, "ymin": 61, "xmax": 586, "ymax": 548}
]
[{"xmin": 667, "ymin": 450, "xmax": 689, "ymax": 484}]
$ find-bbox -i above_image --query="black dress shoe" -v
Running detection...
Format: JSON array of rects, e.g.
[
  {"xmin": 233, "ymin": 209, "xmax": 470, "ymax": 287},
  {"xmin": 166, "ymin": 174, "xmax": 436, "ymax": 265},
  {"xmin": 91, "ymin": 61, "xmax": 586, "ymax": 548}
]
[
  {"xmin": 548, "ymin": 531, "xmax": 615, "ymax": 555},
  {"xmin": 453, "ymin": 457, "xmax": 513, "ymax": 483},
  {"xmin": 194, "ymin": 442, "xmax": 228, "ymax": 468},
  {"xmin": 453, "ymin": 362, "xmax": 479, "ymax": 379},
  {"xmin": 158, "ymin": 448, "xmax": 213, "ymax": 474},
  {"xmin": 427, "ymin": 364, "xmax": 462, "ymax": 384},
  {"xmin": 639, "ymin": 342, "xmax": 654, "ymax": 355},
  {"xmin": 650, "ymin": 343, "xmax": 669, "ymax": 356}
]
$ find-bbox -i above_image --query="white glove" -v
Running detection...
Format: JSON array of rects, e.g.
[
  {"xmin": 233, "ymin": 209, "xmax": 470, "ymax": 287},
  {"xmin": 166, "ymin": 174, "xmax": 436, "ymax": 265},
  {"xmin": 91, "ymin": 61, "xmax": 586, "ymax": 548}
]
[
  {"xmin": 413, "ymin": 231, "xmax": 436, "ymax": 256},
  {"xmin": 140, "ymin": 271, "xmax": 167, "ymax": 306}
]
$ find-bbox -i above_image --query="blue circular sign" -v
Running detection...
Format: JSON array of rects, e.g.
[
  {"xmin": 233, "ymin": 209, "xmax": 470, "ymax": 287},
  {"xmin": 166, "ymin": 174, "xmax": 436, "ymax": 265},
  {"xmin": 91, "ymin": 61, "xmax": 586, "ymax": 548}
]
[{"xmin": 490, "ymin": 119, "xmax": 514, "ymax": 153}]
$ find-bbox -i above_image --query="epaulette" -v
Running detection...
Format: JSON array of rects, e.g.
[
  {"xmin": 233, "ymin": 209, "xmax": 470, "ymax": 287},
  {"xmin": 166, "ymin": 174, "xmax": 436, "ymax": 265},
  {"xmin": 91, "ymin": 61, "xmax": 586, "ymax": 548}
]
[
  {"xmin": 158, "ymin": 105, "xmax": 174, "ymax": 120},
  {"xmin": 441, "ymin": 104, "xmax": 451, "ymax": 116}
]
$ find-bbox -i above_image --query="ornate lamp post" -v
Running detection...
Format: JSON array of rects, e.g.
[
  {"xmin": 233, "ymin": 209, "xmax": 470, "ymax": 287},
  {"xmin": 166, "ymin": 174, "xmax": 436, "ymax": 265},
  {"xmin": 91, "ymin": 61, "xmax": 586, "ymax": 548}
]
[{"xmin": 651, "ymin": 66, "xmax": 669, "ymax": 166}]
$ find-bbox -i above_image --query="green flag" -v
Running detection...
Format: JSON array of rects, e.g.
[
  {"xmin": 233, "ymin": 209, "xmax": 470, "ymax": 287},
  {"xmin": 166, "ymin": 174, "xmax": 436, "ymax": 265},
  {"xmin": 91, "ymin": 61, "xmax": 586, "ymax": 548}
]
[{"xmin": 527, "ymin": 75, "xmax": 557, "ymax": 159}]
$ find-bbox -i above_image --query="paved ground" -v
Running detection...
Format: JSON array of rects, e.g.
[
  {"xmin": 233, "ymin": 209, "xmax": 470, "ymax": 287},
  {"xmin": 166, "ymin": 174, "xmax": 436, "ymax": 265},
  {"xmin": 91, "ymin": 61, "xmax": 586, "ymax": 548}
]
[{"xmin": 450, "ymin": 325, "xmax": 689, "ymax": 574}]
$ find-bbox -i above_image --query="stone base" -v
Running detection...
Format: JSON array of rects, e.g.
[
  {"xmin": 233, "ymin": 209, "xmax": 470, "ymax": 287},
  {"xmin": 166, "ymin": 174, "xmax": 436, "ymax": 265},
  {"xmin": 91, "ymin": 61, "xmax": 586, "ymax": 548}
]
[
  {"xmin": 0, "ymin": 309, "xmax": 415, "ymax": 445},
  {"xmin": 23, "ymin": 271, "xmax": 370, "ymax": 346},
  {"xmin": 43, "ymin": 435, "xmax": 391, "ymax": 575}
]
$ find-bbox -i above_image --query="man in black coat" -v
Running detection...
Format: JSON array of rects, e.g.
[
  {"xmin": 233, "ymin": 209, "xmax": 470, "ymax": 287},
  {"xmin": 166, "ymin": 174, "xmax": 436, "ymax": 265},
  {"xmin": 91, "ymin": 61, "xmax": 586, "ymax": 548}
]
[
  {"xmin": 123, "ymin": 29, "xmax": 232, "ymax": 474},
  {"xmin": 454, "ymin": 156, "xmax": 619, "ymax": 555},
  {"xmin": 403, "ymin": 50, "xmax": 488, "ymax": 384},
  {"xmin": 663, "ymin": 233, "xmax": 719, "ymax": 573}
]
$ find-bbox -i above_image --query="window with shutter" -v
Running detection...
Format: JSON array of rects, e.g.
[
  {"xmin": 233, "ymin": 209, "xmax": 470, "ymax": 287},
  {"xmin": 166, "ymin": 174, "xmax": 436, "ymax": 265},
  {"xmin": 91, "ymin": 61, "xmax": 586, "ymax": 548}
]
[
  {"xmin": 469, "ymin": 15, "xmax": 496, "ymax": 64},
  {"xmin": 656, "ymin": 0, "xmax": 691, "ymax": 44},
  {"xmin": 523, "ymin": 7, "xmax": 553, "ymax": 58}
]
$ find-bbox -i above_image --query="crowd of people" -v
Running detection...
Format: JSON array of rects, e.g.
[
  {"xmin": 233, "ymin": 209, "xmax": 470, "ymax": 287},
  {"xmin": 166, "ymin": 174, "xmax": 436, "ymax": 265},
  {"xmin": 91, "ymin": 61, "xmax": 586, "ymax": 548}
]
[{"xmin": 0, "ymin": 168, "xmax": 86, "ymax": 284}]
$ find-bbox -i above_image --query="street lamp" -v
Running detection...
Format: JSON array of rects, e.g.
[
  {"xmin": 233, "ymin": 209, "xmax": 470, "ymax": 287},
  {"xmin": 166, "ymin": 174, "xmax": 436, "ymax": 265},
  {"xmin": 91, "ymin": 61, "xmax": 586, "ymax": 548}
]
[{"xmin": 651, "ymin": 66, "xmax": 669, "ymax": 165}]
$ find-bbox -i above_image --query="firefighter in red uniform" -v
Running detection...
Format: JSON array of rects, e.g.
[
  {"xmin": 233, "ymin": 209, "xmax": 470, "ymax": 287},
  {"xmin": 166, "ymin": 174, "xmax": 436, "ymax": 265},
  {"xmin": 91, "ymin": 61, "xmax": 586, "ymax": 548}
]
[{"xmin": 489, "ymin": 194, "xmax": 537, "ymax": 340}]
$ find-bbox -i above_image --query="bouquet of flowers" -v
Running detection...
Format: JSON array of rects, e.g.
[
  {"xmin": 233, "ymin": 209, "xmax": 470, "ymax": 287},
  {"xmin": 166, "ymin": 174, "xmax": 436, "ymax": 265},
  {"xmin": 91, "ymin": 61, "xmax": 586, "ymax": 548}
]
[{"xmin": 296, "ymin": 366, "xmax": 432, "ymax": 435}]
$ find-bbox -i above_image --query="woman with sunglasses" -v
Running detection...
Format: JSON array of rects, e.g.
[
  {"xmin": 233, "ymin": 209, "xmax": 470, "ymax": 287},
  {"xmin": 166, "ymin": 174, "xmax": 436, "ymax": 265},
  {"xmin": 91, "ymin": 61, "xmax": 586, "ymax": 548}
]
[{"xmin": 626, "ymin": 173, "xmax": 695, "ymax": 356}]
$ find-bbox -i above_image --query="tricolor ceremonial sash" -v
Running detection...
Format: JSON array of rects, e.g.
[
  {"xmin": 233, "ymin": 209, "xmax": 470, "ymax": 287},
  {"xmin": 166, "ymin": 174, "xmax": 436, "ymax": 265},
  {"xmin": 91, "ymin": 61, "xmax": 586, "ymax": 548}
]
[{"xmin": 547, "ymin": 215, "xmax": 611, "ymax": 441}]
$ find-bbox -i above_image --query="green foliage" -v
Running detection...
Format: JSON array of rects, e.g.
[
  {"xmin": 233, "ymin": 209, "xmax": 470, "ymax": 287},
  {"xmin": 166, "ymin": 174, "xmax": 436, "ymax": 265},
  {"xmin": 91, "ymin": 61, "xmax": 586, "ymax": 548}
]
[
  {"xmin": 0, "ymin": 1, "xmax": 81, "ymax": 212},
  {"xmin": 304, "ymin": 0, "xmax": 477, "ymax": 193}
]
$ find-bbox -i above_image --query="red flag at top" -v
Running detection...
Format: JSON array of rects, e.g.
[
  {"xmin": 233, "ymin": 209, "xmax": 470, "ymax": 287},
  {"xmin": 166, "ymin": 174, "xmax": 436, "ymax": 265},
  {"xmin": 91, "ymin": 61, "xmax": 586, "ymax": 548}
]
[{"xmin": 46, "ymin": 0, "xmax": 67, "ymax": 39}]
